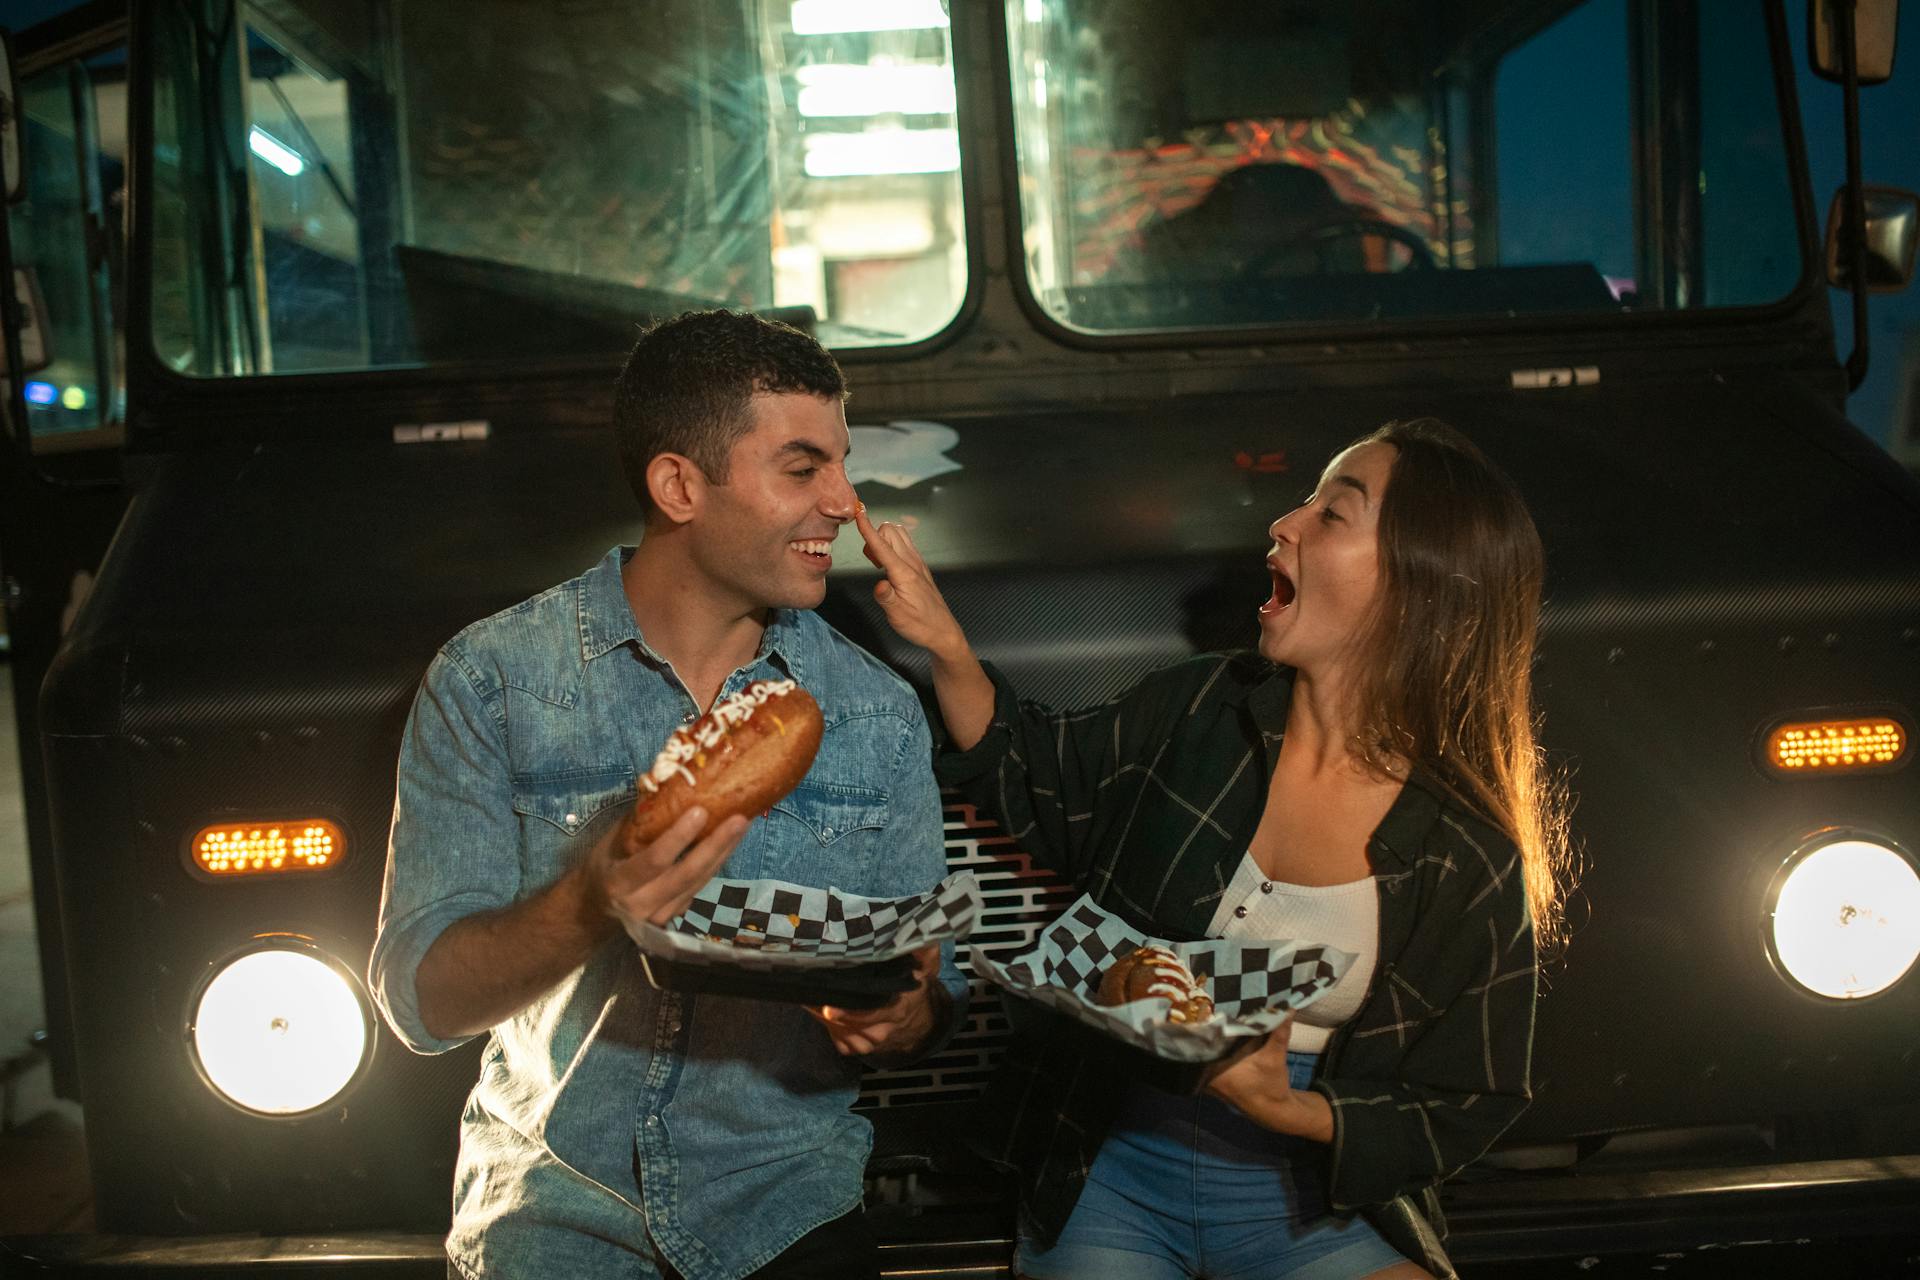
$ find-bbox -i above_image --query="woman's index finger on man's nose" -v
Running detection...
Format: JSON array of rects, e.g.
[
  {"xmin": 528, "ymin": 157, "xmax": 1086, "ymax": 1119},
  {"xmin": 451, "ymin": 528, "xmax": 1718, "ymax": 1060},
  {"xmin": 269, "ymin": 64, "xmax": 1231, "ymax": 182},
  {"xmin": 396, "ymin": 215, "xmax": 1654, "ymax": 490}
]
[{"xmin": 854, "ymin": 502, "xmax": 894, "ymax": 568}]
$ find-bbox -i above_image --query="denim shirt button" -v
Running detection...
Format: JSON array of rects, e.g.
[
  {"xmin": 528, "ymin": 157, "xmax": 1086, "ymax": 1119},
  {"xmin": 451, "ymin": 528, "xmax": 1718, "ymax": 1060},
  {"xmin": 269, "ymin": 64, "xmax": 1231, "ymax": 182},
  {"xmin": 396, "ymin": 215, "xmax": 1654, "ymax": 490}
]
[
  {"xmin": 821, "ymin": 825, "xmax": 834, "ymax": 838},
  {"xmin": 646, "ymin": 1115, "xmax": 660, "ymax": 1128},
  {"xmin": 565, "ymin": 812, "xmax": 578, "ymax": 824}
]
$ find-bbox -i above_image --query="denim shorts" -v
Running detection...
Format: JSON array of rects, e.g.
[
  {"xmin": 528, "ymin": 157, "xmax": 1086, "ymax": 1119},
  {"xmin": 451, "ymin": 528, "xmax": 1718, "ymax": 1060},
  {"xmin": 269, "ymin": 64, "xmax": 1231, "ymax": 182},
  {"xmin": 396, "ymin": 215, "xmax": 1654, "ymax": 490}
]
[{"xmin": 1016, "ymin": 1053, "xmax": 1410, "ymax": 1280}]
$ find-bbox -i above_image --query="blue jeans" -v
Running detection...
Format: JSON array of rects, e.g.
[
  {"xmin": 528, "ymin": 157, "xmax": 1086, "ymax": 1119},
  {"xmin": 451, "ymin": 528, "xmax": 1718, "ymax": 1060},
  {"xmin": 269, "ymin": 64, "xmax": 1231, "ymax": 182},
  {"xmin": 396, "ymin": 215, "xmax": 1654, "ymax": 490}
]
[{"xmin": 1017, "ymin": 1053, "xmax": 1410, "ymax": 1280}]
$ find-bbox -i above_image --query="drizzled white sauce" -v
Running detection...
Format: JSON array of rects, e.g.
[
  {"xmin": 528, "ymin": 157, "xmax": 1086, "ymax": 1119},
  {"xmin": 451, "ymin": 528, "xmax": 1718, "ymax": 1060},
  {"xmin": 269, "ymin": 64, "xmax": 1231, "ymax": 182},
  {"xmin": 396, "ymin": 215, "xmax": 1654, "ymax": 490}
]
[
  {"xmin": 1137, "ymin": 955, "xmax": 1201, "ymax": 1002},
  {"xmin": 1127, "ymin": 947, "xmax": 1211, "ymax": 1022},
  {"xmin": 637, "ymin": 679, "xmax": 798, "ymax": 796}
]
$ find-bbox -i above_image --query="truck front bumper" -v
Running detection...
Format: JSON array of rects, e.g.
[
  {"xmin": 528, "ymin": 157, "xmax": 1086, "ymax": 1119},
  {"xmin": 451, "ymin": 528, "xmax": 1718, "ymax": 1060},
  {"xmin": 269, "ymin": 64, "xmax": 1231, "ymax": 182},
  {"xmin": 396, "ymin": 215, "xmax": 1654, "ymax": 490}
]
[{"xmin": 4, "ymin": 1155, "xmax": 1918, "ymax": 1278}]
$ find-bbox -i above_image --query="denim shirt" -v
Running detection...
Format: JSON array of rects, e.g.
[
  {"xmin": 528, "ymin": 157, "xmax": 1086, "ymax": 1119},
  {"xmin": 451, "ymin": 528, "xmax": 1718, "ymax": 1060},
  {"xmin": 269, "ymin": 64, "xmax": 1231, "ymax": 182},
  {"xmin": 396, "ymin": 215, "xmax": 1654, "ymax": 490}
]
[{"xmin": 370, "ymin": 547, "xmax": 966, "ymax": 1280}]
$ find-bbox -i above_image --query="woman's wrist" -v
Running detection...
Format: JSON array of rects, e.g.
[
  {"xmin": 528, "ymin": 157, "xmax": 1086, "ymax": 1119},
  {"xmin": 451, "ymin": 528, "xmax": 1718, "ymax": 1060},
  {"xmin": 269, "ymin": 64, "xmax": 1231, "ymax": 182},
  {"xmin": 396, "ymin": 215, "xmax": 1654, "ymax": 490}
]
[
  {"xmin": 1216, "ymin": 1071, "xmax": 1328, "ymax": 1140},
  {"xmin": 1265, "ymin": 1083, "xmax": 1335, "ymax": 1142},
  {"xmin": 927, "ymin": 635, "xmax": 977, "ymax": 673}
]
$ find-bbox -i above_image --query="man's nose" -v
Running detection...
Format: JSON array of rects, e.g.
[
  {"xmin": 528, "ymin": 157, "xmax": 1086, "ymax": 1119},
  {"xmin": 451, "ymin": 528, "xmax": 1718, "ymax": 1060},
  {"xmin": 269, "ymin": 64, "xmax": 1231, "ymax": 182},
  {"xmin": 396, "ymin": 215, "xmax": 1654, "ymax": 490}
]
[{"xmin": 821, "ymin": 470, "xmax": 858, "ymax": 521}]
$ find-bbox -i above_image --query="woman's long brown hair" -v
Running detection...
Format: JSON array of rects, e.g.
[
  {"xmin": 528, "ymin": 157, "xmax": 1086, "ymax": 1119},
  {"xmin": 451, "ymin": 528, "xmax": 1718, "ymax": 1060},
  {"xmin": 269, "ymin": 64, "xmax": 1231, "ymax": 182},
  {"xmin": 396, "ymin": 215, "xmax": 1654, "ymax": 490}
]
[{"xmin": 1343, "ymin": 418, "xmax": 1574, "ymax": 953}]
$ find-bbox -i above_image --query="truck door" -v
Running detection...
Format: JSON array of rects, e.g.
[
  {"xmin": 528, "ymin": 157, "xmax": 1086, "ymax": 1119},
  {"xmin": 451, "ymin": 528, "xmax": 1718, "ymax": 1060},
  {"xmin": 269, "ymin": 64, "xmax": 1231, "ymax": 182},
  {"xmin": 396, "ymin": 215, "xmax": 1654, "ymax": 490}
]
[{"xmin": 0, "ymin": 8, "xmax": 131, "ymax": 1102}]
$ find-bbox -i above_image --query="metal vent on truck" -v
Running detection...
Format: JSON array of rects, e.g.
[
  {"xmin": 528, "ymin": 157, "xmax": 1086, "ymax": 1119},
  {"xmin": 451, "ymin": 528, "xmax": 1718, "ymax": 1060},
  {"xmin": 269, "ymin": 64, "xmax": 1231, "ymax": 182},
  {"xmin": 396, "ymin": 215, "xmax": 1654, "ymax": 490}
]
[{"xmin": 856, "ymin": 800, "xmax": 1076, "ymax": 1111}]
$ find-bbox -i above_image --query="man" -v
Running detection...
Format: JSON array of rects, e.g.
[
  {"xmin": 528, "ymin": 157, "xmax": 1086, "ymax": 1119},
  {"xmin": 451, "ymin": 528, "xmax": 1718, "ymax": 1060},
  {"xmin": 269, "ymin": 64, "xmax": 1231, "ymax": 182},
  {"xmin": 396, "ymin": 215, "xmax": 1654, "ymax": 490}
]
[{"xmin": 369, "ymin": 310, "xmax": 967, "ymax": 1280}]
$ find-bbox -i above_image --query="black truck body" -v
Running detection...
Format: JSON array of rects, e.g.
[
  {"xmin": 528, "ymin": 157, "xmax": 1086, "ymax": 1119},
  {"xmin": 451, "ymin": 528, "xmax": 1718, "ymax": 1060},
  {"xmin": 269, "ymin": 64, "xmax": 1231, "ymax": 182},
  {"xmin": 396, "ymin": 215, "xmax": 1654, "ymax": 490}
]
[{"xmin": 2, "ymin": 0, "xmax": 1918, "ymax": 1274}]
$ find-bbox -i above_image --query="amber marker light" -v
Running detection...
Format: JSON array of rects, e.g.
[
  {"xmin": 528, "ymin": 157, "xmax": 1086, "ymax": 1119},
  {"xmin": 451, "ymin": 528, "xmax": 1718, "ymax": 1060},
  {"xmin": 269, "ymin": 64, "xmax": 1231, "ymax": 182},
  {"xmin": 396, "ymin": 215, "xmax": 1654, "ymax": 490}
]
[
  {"xmin": 1762, "ymin": 715, "xmax": 1909, "ymax": 777},
  {"xmin": 187, "ymin": 820, "xmax": 345, "ymax": 879}
]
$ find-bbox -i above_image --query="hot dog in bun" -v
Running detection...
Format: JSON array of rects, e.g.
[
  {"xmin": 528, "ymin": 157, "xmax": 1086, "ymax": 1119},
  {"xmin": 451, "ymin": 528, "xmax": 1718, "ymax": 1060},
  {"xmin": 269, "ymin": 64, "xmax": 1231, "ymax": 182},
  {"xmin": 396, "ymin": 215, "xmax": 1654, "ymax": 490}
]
[{"xmin": 633, "ymin": 679, "xmax": 824, "ymax": 842}]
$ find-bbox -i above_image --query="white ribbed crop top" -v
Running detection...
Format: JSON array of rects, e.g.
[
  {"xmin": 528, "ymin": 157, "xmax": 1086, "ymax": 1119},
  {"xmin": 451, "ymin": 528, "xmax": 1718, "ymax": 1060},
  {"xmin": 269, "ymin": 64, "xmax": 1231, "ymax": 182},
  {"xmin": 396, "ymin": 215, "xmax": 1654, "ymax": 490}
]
[{"xmin": 1205, "ymin": 853, "xmax": 1379, "ymax": 1054}]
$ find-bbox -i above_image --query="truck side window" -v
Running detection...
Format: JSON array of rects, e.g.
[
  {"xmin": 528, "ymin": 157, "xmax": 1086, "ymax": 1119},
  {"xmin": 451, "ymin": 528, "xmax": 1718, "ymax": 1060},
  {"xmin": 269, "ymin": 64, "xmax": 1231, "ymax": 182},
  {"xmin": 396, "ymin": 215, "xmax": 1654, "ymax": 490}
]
[
  {"xmin": 241, "ymin": 27, "xmax": 363, "ymax": 374},
  {"xmin": 1696, "ymin": 8, "xmax": 1800, "ymax": 306},
  {"xmin": 1493, "ymin": 0, "xmax": 1635, "ymax": 300},
  {"xmin": 9, "ymin": 55, "xmax": 123, "ymax": 444},
  {"xmin": 1495, "ymin": 0, "xmax": 1800, "ymax": 312}
]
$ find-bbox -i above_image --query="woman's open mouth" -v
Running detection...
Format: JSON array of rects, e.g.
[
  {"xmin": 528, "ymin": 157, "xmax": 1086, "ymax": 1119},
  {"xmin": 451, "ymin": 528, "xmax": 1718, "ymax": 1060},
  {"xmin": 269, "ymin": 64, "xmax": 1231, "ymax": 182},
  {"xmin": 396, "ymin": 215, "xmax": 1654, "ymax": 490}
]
[{"xmin": 1259, "ymin": 563, "xmax": 1296, "ymax": 617}]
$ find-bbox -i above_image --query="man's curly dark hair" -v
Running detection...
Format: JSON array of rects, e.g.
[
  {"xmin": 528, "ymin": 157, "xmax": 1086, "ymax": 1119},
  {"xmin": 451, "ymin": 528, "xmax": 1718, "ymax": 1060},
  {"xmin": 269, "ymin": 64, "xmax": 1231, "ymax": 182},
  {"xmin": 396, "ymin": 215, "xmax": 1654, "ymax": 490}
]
[{"xmin": 614, "ymin": 310, "xmax": 848, "ymax": 516}]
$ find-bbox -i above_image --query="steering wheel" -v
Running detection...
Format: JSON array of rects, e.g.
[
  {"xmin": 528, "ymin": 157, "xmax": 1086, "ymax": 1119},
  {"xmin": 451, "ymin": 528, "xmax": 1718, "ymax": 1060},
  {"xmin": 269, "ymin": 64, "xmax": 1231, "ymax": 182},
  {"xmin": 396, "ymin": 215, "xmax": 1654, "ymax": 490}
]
[{"xmin": 1245, "ymin": 218, "xmax": 1438, "ymax": 276}]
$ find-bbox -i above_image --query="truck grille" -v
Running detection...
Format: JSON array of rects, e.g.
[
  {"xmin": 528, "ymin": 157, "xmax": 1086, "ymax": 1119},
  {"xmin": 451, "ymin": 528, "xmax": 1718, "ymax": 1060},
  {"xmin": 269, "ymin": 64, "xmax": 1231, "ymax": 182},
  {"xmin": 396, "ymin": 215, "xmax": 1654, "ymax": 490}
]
[{"xmin": 855, "ymin": 799, "xmax": 1074, "ymax": 1110}]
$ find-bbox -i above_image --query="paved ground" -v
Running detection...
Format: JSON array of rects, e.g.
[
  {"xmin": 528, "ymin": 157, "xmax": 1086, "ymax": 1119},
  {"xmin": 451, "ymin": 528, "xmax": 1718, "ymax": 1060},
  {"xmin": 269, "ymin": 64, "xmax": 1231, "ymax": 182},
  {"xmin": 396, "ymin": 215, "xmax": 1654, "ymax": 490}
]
[{"xmin": 0, "ymin": 671, "xmax": 93, "ymax": 1235}]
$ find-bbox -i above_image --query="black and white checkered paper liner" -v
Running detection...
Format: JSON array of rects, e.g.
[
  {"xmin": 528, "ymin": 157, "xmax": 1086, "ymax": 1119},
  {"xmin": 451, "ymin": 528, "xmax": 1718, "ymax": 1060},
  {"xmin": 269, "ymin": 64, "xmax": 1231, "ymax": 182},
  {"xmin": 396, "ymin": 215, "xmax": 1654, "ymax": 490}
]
[
  {"xmin": 627, "ymin": 871, "xmax": 982, "ymax": 973},
  {"xmin": 970, "ymin": 895, "xmax": 1356, "ymax": 1062}
]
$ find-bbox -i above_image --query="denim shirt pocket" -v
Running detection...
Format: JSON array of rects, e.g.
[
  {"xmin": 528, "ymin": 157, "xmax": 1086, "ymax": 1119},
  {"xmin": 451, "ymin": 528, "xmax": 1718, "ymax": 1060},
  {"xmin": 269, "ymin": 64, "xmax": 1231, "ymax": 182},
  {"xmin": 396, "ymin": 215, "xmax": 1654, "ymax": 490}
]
[
  {"xmin": 510, "ymin": 766, "xmax": 635, "ymax": 840},
  {"xmin": 756, "ymin": 779, "xmax": 889, "ymax": 887},
  {"xmin": 771, "ymin": 780, "xmax": 889, "ymax": 847}
]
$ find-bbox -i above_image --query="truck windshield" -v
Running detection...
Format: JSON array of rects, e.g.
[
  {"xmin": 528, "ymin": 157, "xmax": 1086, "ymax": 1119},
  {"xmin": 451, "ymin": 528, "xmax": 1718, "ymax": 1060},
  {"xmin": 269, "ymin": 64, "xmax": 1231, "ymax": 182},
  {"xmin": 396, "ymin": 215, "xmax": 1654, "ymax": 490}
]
[
  {"xmin": 1007, "ymin": 0, "xmax": 1804, "ymax": 334},
  {"xmin": 146, "ymin": 0, "xmax": 965, "ymax": 375}
]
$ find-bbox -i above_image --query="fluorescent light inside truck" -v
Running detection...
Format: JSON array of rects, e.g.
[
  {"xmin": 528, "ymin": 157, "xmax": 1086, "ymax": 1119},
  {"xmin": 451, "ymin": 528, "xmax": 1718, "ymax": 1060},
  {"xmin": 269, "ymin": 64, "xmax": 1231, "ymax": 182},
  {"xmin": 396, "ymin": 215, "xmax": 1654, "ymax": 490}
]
[
  {"xmin": 248, "ymin": 127, "xmax": 305, "ymax": 176},
  {"xmin": 803, "ymin": 128, "xmax": 960, "ymax": 178},
  {"xmin": 796, "ymin": 64, "xmax": 956, "ymax": 118},
  {"xmin": 191, "ymin": 945, "xmax": 369, "ymax": 1115},
  {"xmin": 790, "ymin": 0, "xmax": 948, "ymax": 35},
  {"xmin": 1768, "ymin": 835, "xmax": 1920, "ymax": 1000}
]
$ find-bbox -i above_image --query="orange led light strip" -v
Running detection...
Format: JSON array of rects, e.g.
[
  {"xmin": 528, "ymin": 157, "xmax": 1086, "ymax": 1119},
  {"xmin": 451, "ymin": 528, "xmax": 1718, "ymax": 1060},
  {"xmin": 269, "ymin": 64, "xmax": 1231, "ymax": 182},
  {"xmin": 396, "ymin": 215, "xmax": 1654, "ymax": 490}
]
[
  {"xmin": 1765, "ymin": 718, "xmax": 1908, "ymax": 774},
  {"xmin": 191, "ymin": 820, "xmax": 344, "ymax": 877}
]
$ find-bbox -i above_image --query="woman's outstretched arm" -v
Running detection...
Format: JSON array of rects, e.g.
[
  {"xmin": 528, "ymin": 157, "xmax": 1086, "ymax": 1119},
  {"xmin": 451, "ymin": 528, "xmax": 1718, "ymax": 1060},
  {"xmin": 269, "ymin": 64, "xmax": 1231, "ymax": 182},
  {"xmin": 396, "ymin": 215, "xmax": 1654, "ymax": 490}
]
[{"xmin": 854, "ymin": 502, "xmax": 994, "ymax": 750}]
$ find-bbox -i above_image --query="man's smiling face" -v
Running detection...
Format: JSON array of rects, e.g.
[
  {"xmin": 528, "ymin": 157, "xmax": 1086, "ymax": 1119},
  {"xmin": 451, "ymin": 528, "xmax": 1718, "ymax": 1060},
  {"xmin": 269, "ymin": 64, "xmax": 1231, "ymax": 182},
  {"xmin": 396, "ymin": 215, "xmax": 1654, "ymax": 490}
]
[{"xmin": 689, "ymin": 392, "xmax": 858, "ymax": 614}]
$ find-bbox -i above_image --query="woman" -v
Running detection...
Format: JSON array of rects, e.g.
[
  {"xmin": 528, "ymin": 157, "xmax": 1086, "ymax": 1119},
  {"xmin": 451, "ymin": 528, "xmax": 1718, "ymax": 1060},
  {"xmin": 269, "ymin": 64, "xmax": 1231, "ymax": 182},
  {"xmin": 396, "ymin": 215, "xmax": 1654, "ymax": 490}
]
[{"xmin": 854, "ymin": 418, "xmax": 1571, "ymax": 1280}]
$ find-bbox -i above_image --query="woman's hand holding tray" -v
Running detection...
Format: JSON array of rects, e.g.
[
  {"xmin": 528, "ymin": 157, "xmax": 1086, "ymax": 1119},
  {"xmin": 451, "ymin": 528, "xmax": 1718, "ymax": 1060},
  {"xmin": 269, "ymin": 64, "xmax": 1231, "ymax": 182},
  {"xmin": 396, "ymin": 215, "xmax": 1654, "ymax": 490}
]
[{"xmin": 971, "ymin": 894, "xmax": 1354, "ymax": 1089}]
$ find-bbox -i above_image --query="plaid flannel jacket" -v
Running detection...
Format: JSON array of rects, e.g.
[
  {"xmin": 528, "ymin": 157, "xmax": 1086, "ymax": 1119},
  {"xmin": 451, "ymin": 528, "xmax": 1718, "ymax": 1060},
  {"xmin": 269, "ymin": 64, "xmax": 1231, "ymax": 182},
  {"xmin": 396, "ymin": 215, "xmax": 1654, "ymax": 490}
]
[{"xmin": 934, "ymin": 653, "xmax": 1538, "ymax": 1278}]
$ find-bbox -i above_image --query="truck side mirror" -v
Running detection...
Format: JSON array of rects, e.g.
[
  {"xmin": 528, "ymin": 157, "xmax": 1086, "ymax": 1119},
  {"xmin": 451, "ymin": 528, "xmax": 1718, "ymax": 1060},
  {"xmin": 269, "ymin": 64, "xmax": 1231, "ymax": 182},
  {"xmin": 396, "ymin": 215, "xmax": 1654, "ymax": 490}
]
[
  {"xmin": 1825, "ymin": 185, "xmax": 1920, "ymax": 293},
  {"xmin": 1809, "ymin": 0, "xmax": 1898, "ymax": 84},
  {"xmin": 2, "ymin": 29, "xmax": 25, "ymax": 204}
]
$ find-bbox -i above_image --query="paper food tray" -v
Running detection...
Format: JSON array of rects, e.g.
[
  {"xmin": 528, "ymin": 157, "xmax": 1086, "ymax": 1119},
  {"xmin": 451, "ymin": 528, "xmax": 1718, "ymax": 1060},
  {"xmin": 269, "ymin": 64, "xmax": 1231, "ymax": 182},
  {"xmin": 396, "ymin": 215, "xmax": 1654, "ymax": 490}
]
[
  {"xmin": 972, "ymin": 894, "xmax": 1354, "ymax": 1085},
  {"xmin": 629, "ymin": 871, "xmax": 982, "ymax": 1007}
]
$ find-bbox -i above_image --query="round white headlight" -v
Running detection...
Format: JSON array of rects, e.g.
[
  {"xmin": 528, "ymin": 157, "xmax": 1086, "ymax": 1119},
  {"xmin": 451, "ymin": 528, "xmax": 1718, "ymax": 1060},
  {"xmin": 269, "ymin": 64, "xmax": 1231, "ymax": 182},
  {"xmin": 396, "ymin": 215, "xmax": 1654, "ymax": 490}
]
[
  {"xmin": 190, "ymin": 943, "xmax": 371, "ymax": 1115},
  {"xmin": 1765, "ymin": 834, "xmax": 1920, "ymax": 1000}
]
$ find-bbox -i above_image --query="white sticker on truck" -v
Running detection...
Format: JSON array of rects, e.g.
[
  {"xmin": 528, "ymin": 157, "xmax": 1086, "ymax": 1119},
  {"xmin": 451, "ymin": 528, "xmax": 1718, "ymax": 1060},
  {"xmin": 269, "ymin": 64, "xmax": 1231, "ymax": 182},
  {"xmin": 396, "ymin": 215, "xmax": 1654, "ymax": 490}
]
[{"xmin": 1510, "ymin": 367, "xmax": 1600, "ymax": 389}]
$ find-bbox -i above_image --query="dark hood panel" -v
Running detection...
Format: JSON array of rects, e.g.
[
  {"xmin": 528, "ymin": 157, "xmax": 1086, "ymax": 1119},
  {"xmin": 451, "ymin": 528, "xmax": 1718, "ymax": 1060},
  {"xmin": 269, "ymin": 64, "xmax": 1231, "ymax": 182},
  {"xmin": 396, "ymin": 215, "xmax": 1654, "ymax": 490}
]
[{"xmin": 69, "ymin": 368, "xmax": 1920, "ymax": 679}]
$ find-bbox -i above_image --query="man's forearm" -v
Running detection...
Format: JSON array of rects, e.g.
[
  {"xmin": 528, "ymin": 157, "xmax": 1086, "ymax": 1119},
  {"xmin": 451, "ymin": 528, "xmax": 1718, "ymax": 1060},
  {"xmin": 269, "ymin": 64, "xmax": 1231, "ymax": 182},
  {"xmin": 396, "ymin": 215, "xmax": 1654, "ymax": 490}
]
[{"xmin": 415, "ymin": 864, "xmax": 618, "ymax": 1041}]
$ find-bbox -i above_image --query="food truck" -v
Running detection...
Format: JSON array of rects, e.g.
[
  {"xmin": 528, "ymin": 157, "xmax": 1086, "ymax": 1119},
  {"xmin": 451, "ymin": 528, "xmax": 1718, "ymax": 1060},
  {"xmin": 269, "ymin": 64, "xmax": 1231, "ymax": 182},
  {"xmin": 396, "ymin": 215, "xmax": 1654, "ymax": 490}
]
[{"xmin": 2, "ymin": 0, "xmax": 1918, "ymax": 1272}]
